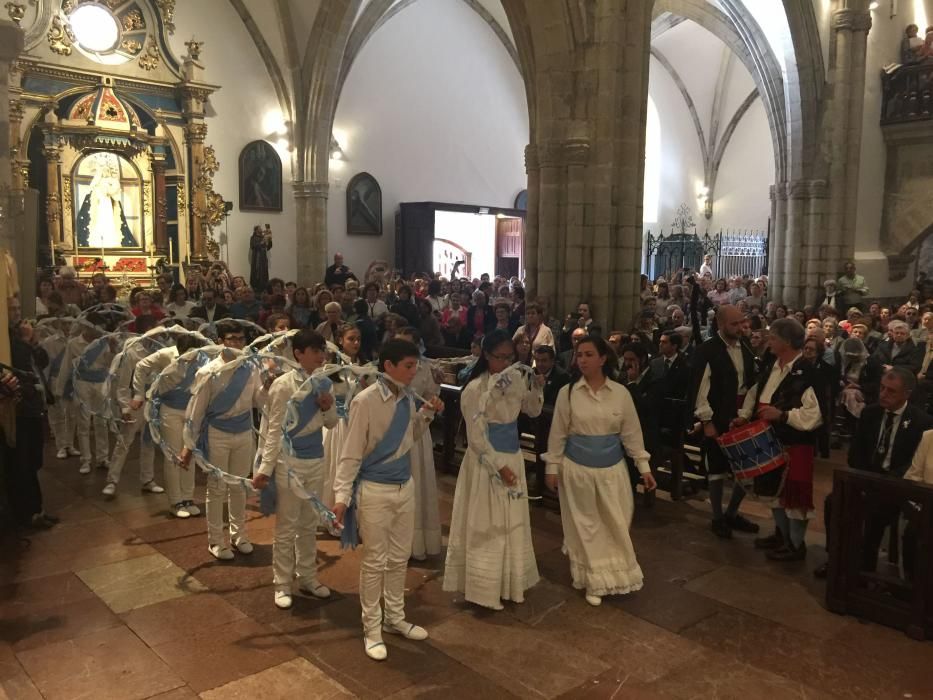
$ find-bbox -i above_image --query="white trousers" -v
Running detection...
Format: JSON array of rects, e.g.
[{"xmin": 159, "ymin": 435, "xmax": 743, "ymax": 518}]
[
  {"xmin": 204, "ymin": 426, "xmax": 254, "ymax": 547},
  {"xmin": 48, "ymin": 396, "xmax": 74, "ymax": 451},
  {"xmin": 76, "ymin": 408, "xmax": 109, "ymax": 465},
  {"xmin": 273, "ymin": 455, "xmax": 324, "ymax": 592},
  {"xmin": 160, "ymin": 406, "xmax": 195, "ymax": 506},
  {"xmin": 107, "ymin": 406, "xmax": 155, "ymax": 485},
  {"xmin": 357, "ymin": 479, "xmax": 415, "ymax": 636}
]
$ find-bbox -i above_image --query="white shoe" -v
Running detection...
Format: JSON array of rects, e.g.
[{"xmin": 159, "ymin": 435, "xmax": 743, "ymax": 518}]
[
  {"xmin": 141, "ymin": 481, "xmax": 164, "ymax": 494},
  {"xmin": 382, "ymin": 620, "xmax": 429, "ymax": 641},
  {"xmin": 585, "ymin": 593, "xmax": 602, "ymax": 607},
  {"xmin": 56, "ymin": 448, "xmax": 68, "ymax": 459},
  {"xmin": 171, "ymin": 504, "xmax": 191, "ymax": 519},
  {"xmin": 102, "ymin": 482, "xmax": 117, "ymax": 498},
  {"xmin": 79, "ymin": 462, "xmax": 91, "ymax": 475},
  {"xmin": 233, "ymin": 540, "xmax": 253, "ymax": 555},
  {"xmin": 184, "ymin": 503, "xmax": 201, "ymax": 516},
  {"xmin": 67, "ymin": 447, "xmax": 81, "ymax": 457},
  {"xmin": 274, "ymin": 591, "xmax": 293, "ymax": 609},
  {"xmin": 298, "ymin": 580, "xmax": 331, "ymax": 599},
  {"xmin": 208, "ymin": 544, "xmax": 234, "ymax": 561},
  {"xmin": 364, "ymin": 636, "xmax": 387, "ymax": 661}
]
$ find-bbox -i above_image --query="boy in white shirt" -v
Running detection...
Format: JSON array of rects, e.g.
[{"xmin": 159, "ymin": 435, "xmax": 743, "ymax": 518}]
[
  {"xmin": 252, "ymin": 329, "xmax": 338, "ymax": 609},
  {"xmin": 332, "ymin": 339, "xmax": 443, "ymax": 661},
  {"xmin": 180, "ymin": 321, "xmax": 268, "ymax": 560}
]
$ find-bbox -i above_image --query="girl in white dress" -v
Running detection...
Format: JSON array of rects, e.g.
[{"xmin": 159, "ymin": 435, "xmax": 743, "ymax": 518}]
[
  {"xmin": 321, "ymin": 324, "xmax": 368, "ymax": 508},
  {"xmin": 444, "ymin": 330, "xmax": 545, "ymax": 609},
  {"xmin": 395, "ymin": 327, "xmax": 443, "ymax": 560},
  {"xmin": 544, "ymin": 335, "xmax": 657, "ymax": 607}
]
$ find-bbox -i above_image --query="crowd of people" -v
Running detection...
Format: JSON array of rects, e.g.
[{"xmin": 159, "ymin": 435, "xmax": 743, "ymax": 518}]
[{"xmin": 3, "ymin": 250, "xmax": 932, "ymax": 660}]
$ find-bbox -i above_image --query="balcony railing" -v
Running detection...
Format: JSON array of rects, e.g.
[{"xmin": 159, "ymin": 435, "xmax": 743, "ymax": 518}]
[{"xmin": 881, "ymin": 62, "xmax": 933, "ymax": 125}]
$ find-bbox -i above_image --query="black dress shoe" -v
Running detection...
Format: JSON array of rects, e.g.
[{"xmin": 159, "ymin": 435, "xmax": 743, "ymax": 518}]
[
  {"xmin": 725, "ymin": 514, "xmax": 760, "ymax": 534},
  {"xmin": 813, "ymin": 563, "xmax": 828, "ymax": 579},
  {"xmin": 767, "ymin": 542, "xmax": 807, "ymax": 561},
  {"xmin": 754, "ymin": 532, "xmax": 783, "ymax": 550},
  {"xmin": 711, "ymin": 518, "xmax": 733, "ymax": 539}
]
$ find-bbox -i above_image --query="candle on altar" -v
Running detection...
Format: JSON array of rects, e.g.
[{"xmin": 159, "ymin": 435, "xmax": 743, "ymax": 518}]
[{"xmin": 169, "ymin": 237, "xmax": 174, "ymax": 264}]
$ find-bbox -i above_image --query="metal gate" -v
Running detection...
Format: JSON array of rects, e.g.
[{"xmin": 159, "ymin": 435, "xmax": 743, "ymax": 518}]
[{"xmin": 644, "ymin": 205, "xmax": 769, "ymax": 281}]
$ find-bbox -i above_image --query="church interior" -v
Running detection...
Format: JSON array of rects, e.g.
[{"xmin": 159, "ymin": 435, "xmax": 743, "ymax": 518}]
[{"xmin": 1, "ymin": 0, "xmax": 933, "ymax": 698}]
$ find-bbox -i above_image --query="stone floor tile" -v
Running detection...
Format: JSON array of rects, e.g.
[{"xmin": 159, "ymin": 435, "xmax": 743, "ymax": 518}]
[
  {"xmin": 150, "ymin": 617, "xmax": 296, "ymax": 693},
  {"xmin": 122, "ymin": 593, "xmax": 247, "ymax": 647},
  {"xmin": 683, "ymin": 565, "xmax": 850, "ymax": 639},
  {"xmin": 386, "ymin": 663, "xmax": 519, "ymax": 699},
  {"xmin": 16, "ymin": 625, "xmax": 185, "ymax": 700},
  {"xmin": 4, "ymin": 594, "xmax": 122, "ymax": 653},
  {"xmin": 19, "ymin": 517, "xmax": 139, "ymax": 559},
  {"xmin": 77, "ymin": 552, "xmax": 207, "ymax": 614},
  {"xmin": 146, "ymin": 687, "xmax": 201, "ymax": 699},
  {"xmin": 428, "ymin": 610, "xmax": 611, "ymax": 699},
  {"xmin": 529, "ymin": 597, "xmax": 707, "ymax": 683},
  {"xmin": 607, "ymin": 579, "xmax": 723, "ymax": 633},
  {"xmin": 681, "ymin": 607, "xmax": 903, "ymax": 699},
  {"xmin": 0, "ymin": 571, "xmax": 95, "ymax": 618},
  {"xmin": 635, "ymin": 650, "xmax": 829, "ymax": 700},
  {"xmin": 198, "ymin": 657, "xmax": 354, "ymax": 699},
  {"xmin": 0, "ymin": 670, "xmax": 43, "ymax": 700}
]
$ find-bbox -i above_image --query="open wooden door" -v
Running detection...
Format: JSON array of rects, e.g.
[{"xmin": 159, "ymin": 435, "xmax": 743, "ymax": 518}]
[{"xmin": 496, "ymin": 217, "xmax": 522, "ymax": 279}]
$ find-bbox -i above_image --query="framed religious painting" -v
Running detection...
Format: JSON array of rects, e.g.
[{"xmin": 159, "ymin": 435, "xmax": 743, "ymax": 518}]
[
  {"xmin": 346, "ymin": 172, "xmax": 382, "ymax": 236},
  {"xmin": 74, "ymin": 151, "xmax": 146, "ymax": 253},
  {"xmin": 239, "ymin": 140, "xmax": 282, "ymax": 212}
]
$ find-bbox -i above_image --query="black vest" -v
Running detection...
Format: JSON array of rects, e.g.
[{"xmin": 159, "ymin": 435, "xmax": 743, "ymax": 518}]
[
  {"xmin": 754, "ymin": 356, "xmax": 823, "ymax": 446},
  {"xmin": 692, "ymin": 335, "xmax": 757, "ymax": 432}
]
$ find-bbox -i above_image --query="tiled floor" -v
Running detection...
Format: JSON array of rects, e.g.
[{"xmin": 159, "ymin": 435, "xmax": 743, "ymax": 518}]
[{"xmin": 2, "ymin": 441, "xmax": 932, "ymax": 699}]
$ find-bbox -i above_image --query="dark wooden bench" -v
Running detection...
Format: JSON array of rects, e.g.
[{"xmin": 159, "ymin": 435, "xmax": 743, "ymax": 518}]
[{"xmin": 826, "ymin": 468, "xmax": 933, "ymax": 640}]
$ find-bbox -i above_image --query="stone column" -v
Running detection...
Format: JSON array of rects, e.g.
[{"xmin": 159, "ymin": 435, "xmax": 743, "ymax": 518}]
[
  {"xmin": 151, "ymin": 156, "xmax": 168, "ymax": 255},
  {"xmin": 823, "ymin": 4, "xmax": 871, "ymax": 283},
  {"xmin": 0, "ymin": 20, "xmax": 24, "ymax": 256},
  {"xmin": 293, "ymin": 180, "xmax": 328, "ymax": 284},
  {"xmin": 43, "ymin": 141, "xmax": 62, "ymax": 252},
  {"xmin": 185, "ymin": 122, "xmax": 207, "ymax": 263},
  {"xmin": 518, "ymin": 0, "xmax": 651, "ymax": 331}
]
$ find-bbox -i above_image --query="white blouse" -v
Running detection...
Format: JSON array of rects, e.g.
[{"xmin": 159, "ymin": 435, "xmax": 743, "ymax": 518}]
[
  {"xmin": 544, "ymin": 378, "xmax": 651, "ymax": 474},
  {"xmin": 461, "ymin": 371, "xmax": 544, "ymax": 475},
  {"xmin": 905, "ymin": 430, "xmax": 933, "ymax": 485}
]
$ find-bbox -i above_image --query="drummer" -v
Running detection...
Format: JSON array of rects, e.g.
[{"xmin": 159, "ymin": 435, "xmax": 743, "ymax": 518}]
[
  {"xmin": 732, "ymin": 318, "xmax": 825, "ymax": 561},
  {"xmin": 690, "ymin": 305, "xmax": 759, "ymax": 539}
]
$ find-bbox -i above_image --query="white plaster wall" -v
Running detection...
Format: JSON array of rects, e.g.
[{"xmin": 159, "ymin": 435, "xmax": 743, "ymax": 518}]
[
  {"xmin": 647, "ymin": 56, "xmax": 705, "ymax": 231},
  {"xmin": 853, "ymin": 0, "xmax": 933, "ymax": 296},
  {"xmin": 328, "ymin": 0, "xmax": 528, "ymax": 272},
  {"xmin": 710, "ymin": 98, "xmax": 774, "ymax": 232},
  {"xmin": 169, "ymin": 0, "xmax": 296, "ymax": 282}
]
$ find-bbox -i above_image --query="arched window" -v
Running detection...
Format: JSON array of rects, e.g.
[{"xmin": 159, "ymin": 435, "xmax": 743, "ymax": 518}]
[{"xmin": 643, "ymin": 95, "xmax": 661, "ymax": 225}]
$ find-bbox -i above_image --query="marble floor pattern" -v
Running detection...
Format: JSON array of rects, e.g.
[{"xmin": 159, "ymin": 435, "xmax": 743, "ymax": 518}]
[{"xmin": 2, "ymin": 441, "xmax": 933, "ymax": 700}]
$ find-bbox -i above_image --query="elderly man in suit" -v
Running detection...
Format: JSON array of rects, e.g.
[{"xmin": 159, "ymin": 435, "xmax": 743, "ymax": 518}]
[
  {"xmin": 815, "ymin": 366, "xmax": 933, "ymax": 578},
  {"xmin": 189, "ymin": 289, "xmax": 230, "ymax": 324}
]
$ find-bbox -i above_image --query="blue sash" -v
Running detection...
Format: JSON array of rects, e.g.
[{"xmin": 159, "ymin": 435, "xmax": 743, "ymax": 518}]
[
  {"xmin": 487, "ymin": 421, "xmax": 520, "ymax": 453},
  {"xmin": 75, "ymin": 340, "xmax": 108, "ymax": 384},
  {"xmin": 198, "ymin": 363, "xmax": 252, "ymax": 461},
  {"xmin": 284, "ymin": 375, "xmax": 334, "ymax": 460},
  {"xmin": 565, "ymin": 434, "xmax": 623, "ymax": 468},
  {"xmin": 335, "ymin": 395, "xmax": 348, "ymax": 420},
  {"xmin": 341, "ymin": 395, "xmax": 413, "ymax": 549},
  {"xmin": 160, "ymin": 360, "xmax": 201, "ymax": 410}
]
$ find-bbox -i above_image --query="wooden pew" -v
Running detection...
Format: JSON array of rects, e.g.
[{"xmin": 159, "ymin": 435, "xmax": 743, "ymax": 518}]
[{"xmin": 826, "ymin": 468, "xmax": 933, "ymax": 640}]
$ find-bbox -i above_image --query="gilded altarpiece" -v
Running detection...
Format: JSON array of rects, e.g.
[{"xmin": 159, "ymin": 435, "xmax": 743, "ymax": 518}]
[{"xmin": 7, "ymin": 0, "xmax": 222, "ymax": 287}]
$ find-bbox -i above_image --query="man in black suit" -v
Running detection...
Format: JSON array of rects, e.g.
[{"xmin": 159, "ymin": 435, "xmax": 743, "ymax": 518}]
[
  {"xmin": 689, "ymin": 305, "xmax": 759, "ymax": 538},
  {"xmin": 189, "ymin": 289, "xmax": 230, "ymax": 323},
  {"xmin": 558, "ymin": 326, "xmax": 587, "ymax": 373},
  {"xmin": 533, "ymin": 345, "xmax": 570, "ymax": 407},
  {"xmin": 649, "ymin": 331, "xmax": 689, "ymax": 396},
  {"xmin": 324, "ymin": 252, "xmax": 357, "ymax": 288},
  {"xmin": 814, "ymin": 366, "xmax": 933, "ymax": 578},
  {"xmin": 869, "ymin": 321, "xmax": 922, "ymax": 377}
]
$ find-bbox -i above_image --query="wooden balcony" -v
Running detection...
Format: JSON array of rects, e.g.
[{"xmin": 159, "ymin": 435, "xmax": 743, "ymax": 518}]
[{"xmin": 881, "ymin": 62, "xmax": 933, "ymax": 125}]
